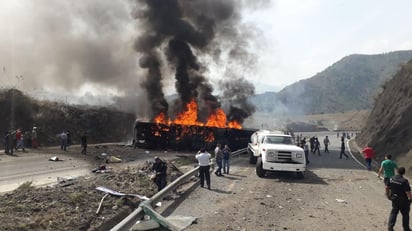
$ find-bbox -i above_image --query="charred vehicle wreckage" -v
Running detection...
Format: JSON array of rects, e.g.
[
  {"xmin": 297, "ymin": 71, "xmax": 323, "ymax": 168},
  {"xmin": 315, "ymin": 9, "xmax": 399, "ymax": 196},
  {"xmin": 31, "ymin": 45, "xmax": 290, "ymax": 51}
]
[
  {"xmin": 133, "ymin": 96, "xmax": 256, "ymax": 151},
  {"xmin": 133, "ymin": 121, "xmax": 256, "ymax": 151}
]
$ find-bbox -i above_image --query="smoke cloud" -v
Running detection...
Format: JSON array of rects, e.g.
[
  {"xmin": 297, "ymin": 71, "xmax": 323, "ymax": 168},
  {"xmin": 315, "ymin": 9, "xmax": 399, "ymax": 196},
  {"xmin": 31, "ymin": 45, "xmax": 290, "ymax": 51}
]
[
  {"xmin": 133, "ymin": 0, "xmax": 258, "ymax": 123},
  {"xmin": 0, "ymin": 1, "xmax": 138, "ymax": 96},
  {"xmin": 0, "ymin": 1, "xmax": 263, "ymax": 121}
]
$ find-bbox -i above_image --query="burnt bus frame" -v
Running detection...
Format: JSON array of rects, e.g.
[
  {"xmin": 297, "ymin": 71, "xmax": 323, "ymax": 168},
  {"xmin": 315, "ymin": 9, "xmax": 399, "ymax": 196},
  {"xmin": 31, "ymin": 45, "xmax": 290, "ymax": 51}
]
[{"xmin": 133, "ymin": 121, "xmax": 256, "ymax": 151}]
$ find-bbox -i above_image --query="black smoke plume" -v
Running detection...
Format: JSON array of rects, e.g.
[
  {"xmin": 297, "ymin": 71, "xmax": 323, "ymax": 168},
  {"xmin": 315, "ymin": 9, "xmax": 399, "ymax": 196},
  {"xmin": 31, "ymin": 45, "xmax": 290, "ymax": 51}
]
[{"xmin": 133, "ymin": 0, "xmax": 257, "ymax": 124}]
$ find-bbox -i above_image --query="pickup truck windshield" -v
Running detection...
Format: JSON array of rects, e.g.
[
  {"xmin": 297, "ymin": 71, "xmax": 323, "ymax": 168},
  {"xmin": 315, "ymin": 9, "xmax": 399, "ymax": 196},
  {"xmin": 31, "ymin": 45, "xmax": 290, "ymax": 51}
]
[{"xmin": 263, "ymin": 136, "xmax": 293, "ymax": 145}]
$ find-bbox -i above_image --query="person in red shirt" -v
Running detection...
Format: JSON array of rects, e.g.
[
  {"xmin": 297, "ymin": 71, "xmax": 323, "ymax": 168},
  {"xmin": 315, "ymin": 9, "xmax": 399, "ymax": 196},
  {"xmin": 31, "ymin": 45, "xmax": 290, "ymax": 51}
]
[{"xmin": 362, "ymin": 144, "xmax": 375, "ymax": 170}]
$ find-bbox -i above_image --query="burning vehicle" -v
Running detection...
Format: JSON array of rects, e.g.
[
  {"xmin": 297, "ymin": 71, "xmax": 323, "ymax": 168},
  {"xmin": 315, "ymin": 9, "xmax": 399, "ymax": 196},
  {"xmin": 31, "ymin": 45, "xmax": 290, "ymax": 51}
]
[
  {"xmin": 132, "ymin": 0, "xmax": 258, "ymax": 151},
  {"xmin": 134, "ymin": 99, "xmax": 256, "ymax": 151},
  {"xmin": 134, "ymin": 121, "xmax": 256, "ymax": 151}
]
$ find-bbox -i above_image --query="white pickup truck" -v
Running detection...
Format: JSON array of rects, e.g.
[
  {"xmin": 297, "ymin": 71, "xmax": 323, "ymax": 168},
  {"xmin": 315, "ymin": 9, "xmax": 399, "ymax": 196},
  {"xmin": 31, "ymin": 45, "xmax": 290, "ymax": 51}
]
[{"xmin": 247, "ymin": 130, "xmax": 306, "ymax": 178}]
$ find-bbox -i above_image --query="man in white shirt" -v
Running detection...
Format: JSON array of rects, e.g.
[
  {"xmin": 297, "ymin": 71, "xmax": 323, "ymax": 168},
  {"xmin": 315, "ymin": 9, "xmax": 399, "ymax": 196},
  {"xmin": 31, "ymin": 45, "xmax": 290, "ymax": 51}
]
[{"xmin": 196, "ymin": 148, "xmax": 212, "ymax": 190}]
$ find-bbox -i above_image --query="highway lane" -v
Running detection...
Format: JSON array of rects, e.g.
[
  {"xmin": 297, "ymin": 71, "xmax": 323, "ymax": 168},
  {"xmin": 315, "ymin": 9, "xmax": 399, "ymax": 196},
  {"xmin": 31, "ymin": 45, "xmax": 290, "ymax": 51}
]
[
  {"xmin": 158, "ymin": 131, "xmax": 397, "ymax": 231},
  {"xmin": 0, "ymin": 148, "xmax": 92, "ymax": 193}
]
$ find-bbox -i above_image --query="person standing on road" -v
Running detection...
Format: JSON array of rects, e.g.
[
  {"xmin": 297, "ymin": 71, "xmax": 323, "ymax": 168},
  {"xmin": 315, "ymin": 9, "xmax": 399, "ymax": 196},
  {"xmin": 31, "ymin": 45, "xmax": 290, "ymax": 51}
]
[
  {"xmin": 66, "ymin": 130, "xmax": 71, "ymax": 148},
  {"xmin": 339, "ymin": 139, "xmax": 349, "ymax": 159},
  {"xmin": 31, "ymin": 126, "xmax": 38, "ymax": 149},
  {"xmin": 214, "ymin": 143, "xmax": 223, "ymax": 177},
  {"xmin": 222, "ymin": 144, "xmax": 231, "ymax": 174},
  {"xmin": 378, "ymin": 154, "xmax": 398, "ymax": 187},
  {"xmin": 81, "ymin": 133, "xmax": 87, "ymax": 155},
  {"xmin": 196, "ymin": 148, "xmax": 211, "ymax": 190},
  {"xmin": 386, "ymin": 167, "xmax": 411, "ymax": 231},
  {"xmin": 15, "ymin": 128, "xmax": 25, "ymax": 152},
  {"xmin": 152, "ymin": 156, "xmax": 167, "ymax": 192},
  {"xmin": 304, "ymin": 141, "xmax": 310, "ymax": 164},
  {"xmin": 312, "ymin": 137, "xmax": 321, "ymax": 156},
  {"xmin": 362, "ymin": 144, "xmax": 375, "ymax": 171},
  {"xmin": 4, "ymin": 130, "xmax": 13, "ymax": 155},
  {"xmin": 59, "ymin": 131, "xmax": 68, "ymax": 151},
  {"xmin": 323, "ymin": 136, "xmax": 330, "ymax": 153},
  {"xmin": 309, "ymin": 136, "xmax": 315, "ymax": 153},
  {"xmin": 300, "ymin": 137, "xmax": 306, "ymax": 148}
]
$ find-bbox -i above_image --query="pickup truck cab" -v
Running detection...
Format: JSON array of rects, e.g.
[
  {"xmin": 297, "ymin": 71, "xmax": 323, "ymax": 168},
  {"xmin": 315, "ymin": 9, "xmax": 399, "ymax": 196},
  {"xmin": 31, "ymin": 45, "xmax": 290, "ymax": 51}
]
[{"xmin": 247, "ymin": 130, "xmax": 306, "ymax": 178}]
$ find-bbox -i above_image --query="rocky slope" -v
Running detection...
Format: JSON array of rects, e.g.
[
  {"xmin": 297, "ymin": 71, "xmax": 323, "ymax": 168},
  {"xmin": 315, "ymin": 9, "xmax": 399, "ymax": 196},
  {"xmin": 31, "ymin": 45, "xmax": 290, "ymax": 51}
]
[{"xmin": 356, "ymin": 59, "xmax": 412, "ymax": 171}]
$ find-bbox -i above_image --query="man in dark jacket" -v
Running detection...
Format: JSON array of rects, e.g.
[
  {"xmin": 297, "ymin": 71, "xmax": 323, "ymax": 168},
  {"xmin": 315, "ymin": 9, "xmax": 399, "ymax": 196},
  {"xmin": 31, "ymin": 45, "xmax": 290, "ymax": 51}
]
[
  {"xmin": 4, "ymin": 130, "xmax": 13, "ymax": 155},
  {"xmin": 387, "ymin": 167, "xmax": 411, "ymax": 231},
  {"xmin": 81, "ymin": 133, "xmax": 87, "ymax": 155},
  {"xmin": 152, "ymin": 156, "xmax": 167, "ymax": 192}
]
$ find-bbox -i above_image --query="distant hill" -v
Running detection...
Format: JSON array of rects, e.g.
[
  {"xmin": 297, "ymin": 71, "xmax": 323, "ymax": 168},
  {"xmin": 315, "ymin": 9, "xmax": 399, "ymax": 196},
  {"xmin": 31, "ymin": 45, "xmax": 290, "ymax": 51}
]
[
  {"xmin": 0, "ymin": 89, "xmax": 135, "ymax": 146},
  {"xmin": 356, "ymin": 59, "xmax": 412, "ymax": 175},
  {"xmin": 250, "ymin": 50, "xmax": 412, "ymax": 114}
]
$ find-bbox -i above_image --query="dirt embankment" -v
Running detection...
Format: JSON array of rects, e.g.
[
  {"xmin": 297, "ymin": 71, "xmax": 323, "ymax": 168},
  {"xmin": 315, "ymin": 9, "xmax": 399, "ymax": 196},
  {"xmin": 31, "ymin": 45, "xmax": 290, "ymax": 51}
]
[
  {"xmin": 356, "ymin": 60, "xmax": 412, "ymax": 174},
  {"xmin": 0, "ymin": 144, "xmax": 191, "ymax": 231},
  {"xmin": 0, "ymin": 89, "xmax": 135, "ymax": 147}
]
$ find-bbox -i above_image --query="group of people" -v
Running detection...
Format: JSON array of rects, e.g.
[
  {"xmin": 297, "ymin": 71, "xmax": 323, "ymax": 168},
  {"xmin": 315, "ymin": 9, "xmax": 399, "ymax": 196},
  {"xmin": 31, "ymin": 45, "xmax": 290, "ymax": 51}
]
[
  {"xmin": 363, "ymin": 144, "xmax": 411, "ymax": 231},
  {"xmin": 57, "ymin": 130, "xmax": 88, "ymax": 154},
  {"xmin": 298, "ymin": 135, "xmax": 332, "ymax": 164},
  {"xmin": 196, "ymin": 143, "xmax": 231, "ymax": 190},
  {"xmin": 3, "ymin": 126, "xmax": 38, "ymax": 155},
  {"xmin": 58, "ymin": 130, "xmax": 71, "ymax": 151},
  {"xmin": 379, "ymin": 154, "xmax": 411, "ymax": 231},
  {"xmin": 151, "ymin": 138, "xmax": 410, "ymax": 230},
  {"xmin": 3, "ymin": 127, "xmax": 90, "ymax": 155},
  {"xmin": 150, "ymin": 143, "xmax": 232, "ymax": 192}
]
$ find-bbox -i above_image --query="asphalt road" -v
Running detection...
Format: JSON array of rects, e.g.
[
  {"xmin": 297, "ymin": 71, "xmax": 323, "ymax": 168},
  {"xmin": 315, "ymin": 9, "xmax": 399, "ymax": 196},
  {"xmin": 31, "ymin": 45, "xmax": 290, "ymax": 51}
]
[
  {"xmin": 0, "ymin": 147, "xmax": 91, "ymax": 193},
  {"xmin": 1, "ymin": 133, "xmax": 406, "ymax": 230},
  {"xmin": 158, "ymin": 131, "xmax": 404, "ymax": 231}
]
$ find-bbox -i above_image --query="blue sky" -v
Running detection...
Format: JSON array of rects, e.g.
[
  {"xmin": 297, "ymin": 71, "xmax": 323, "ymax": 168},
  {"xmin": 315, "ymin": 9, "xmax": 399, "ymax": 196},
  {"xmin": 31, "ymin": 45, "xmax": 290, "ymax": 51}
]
[{"xmin": 1, "ymin": 0, "xmax": 412, "ymax": 100}]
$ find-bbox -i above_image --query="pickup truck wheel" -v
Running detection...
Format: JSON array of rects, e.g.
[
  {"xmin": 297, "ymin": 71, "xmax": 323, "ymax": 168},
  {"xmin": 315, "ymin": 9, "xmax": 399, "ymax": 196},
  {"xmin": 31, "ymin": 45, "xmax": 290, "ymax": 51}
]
[
  {"xmin": 297, "ymin": 171, "xmax": 305, "ymax": 178},
  {"xmin": 249, "ymin": 153, "xmax": 257, "ymax": 164},
  {"xmin": 256, "ymin": 157, "xmax": 266, "ymax": 178}
]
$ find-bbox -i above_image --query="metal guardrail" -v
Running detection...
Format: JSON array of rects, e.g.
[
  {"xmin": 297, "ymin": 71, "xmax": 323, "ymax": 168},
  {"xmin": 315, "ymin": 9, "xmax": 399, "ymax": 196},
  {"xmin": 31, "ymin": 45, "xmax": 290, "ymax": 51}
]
[{"xmin": 110, "ymin": 148, "xmax": 247, "ymax": 231}]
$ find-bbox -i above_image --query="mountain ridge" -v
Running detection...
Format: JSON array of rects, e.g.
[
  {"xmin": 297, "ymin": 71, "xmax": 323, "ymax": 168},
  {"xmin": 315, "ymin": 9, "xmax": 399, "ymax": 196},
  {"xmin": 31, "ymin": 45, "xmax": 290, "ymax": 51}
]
[{"xmin": 250, "ymin": 50, "xmax": 412, "ymax": 114}]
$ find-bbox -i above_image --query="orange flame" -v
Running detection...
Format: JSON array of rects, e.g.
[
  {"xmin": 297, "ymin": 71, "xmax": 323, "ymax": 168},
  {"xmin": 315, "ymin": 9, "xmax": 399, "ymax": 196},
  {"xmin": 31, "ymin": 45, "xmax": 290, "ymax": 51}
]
[
  {"xmin": 153, "ymin": 99, "xmax": 242, "ymax": 129},
  {"xmin": 174, "ymin": 99, "xmax": 202, "ymax": 126},
  {"xmin": 154, "ymin": 112, "xmax": 169, "ymax": 124},
  {"xmin": 204, "ymin": 130, "xmax": 215, "ymax": 142},
  {"xmin": 206, "ymin": 108, "xmax": 227, "ymax": 127},
  {"xmin": 228, "ymin": 120, "xmax": 242, "ymax": 129}
]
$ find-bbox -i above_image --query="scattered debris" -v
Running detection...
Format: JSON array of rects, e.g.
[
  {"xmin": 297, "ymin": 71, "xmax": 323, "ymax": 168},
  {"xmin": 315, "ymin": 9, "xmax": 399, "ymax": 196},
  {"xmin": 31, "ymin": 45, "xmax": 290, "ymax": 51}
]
[
  {"xmin": 105, "ymin": 155, "xmax": 122, "ymax": 163},
  {"xmin": 57, "ymin": 176, "xmax": 79, "ymax": 187},
  {"xmin": 133, "ymin": 219, "xmax": 161, "ymax": 230},
  {"xmin": 95, "ymin": 186, "xmax": 150, "ymax": 215},
  {"xmin": 92, "ymin": 165, "xmax": 112, "ymax": 173},
  {"xmin": 335, "ymin": 199, "xmax": 347, "ymax": 203},
  {"xmin": 96, "ymin": 186, "xmax": 149, "ymax": 201},
  {"xmin": 48, "ymin": 156, "xmax": 60, "ymax": 161}
]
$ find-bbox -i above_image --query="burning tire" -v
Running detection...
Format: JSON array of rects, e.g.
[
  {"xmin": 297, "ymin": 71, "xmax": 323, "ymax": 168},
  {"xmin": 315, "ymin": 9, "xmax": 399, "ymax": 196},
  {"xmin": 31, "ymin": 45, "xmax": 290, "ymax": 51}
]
[{"xmin": 256, "ymin": 157, "xmax": 266, "ymax": 178}]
